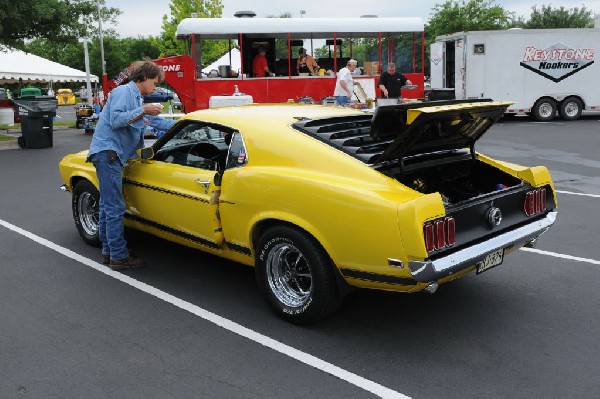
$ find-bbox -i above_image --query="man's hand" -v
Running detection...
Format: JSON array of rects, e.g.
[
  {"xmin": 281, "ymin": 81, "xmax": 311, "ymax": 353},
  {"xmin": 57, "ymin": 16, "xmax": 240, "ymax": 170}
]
[{"xmin": 144, "ymin": 103, "xmax": 163, "ymax": 116}]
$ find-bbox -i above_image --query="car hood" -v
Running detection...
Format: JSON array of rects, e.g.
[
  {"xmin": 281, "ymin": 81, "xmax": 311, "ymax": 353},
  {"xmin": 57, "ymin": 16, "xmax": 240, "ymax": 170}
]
[{"xmin": 370, "ymin": 99, "xmax": 513, "ymax": 163}]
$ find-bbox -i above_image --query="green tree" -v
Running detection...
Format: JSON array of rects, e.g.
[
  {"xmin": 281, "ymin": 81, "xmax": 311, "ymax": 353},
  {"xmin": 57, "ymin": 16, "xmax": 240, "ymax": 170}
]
[
  {"xmin": 426, "ymin": 0, "xmax": 514, "ymax": 42},
  {"xmin": 0, "ymin": 0, "xmax": 121, "ymax": 50},
  {"xmin": 23, "ymin": 36, "xmax": 161, "ymax": 81},
  {"xmin": 159, "ymin": 0, "xmax": 226, "ymax": 65},
  {"xmin": 519, "ymin": 4, "xmax": 594, "ymax": 28}
]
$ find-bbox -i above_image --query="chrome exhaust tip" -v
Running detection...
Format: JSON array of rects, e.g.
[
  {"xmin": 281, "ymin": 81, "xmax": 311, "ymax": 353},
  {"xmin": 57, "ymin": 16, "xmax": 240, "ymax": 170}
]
[
  {"xmin": 525, "ymin": 238, "xmax": 537, "ymax": 248},
  {"xmin": 422, "ymin": 282, "xmax": 439, "ymax": 295}
]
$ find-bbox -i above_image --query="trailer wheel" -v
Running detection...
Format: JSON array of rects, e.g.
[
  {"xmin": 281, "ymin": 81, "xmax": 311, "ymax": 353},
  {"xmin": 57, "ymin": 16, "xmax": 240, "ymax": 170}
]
[
  {"xmin": 559, "ymin": 97, "xmax": 583, "ymax": 121},
  {"xmin": 532, "ymin": 98, "xmax": 556, "ymax": 122}
]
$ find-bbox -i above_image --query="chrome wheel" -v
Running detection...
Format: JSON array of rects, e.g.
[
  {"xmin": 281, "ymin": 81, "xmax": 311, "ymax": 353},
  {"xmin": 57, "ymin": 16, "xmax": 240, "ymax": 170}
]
[
  {"xmin": 256, "ymin": 226, "xmax": 342, "ymax": 323},
  {"xmin": 77, "ymin": 191, "xmax": 99, "ymax": 236},
  {"xmin": 538, "ymin": 102, "xmax": 554, "ymax": 118},
  {"xmin": 563, "ymin": 101, "xmax": 579, "ymax": 118},
  {"xmin": 532, "ymin": 99, "xmax": 556, "ymax": 122},
  {"xmin": 73, "ymin": 180, "xmax": 101, "ymax": 247},
  {"xmin": 559, "ymin": 97, "xmax": 583, "ymax": 121},
  {"xmin": 265, "ymin": 243, "xmax": 312, "ymax": 308}
]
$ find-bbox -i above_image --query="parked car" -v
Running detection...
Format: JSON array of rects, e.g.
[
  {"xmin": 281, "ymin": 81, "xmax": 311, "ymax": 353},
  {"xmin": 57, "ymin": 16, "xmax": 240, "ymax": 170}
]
[
  {"xmin": 56, "ymin": 89, "xmax": 76, "ymax": 105},
  {"xmin": 20, "ymin": 87, "xmax": 42, "ymax": 97},
  {"xmin": 143, "ymin": 87, "xmax": 174, "ymax": 103},
  {"xmin": 58, "ymin": 101, "xmax": 557, "ymax": 323}
]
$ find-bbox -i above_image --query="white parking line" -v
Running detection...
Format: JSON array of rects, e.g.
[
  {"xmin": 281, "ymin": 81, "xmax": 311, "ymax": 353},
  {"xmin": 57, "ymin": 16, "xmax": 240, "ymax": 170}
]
[
  {"xmin": 521, "ymin": 247, "xmax": 600, "ymax": 265},
  {"xmin": 0, "ymin": 218, "xmax": 410, "ymax": 399},
  {"xmin": 556, "ymin": 190, "xmax": 600, "ymax": 198}
]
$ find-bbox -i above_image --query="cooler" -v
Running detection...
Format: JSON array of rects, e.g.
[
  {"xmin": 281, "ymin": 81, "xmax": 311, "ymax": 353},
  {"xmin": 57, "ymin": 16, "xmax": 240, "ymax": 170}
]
[{"xmin": 209, "ymin": 95, "xmax": 253, "ymax": 108}]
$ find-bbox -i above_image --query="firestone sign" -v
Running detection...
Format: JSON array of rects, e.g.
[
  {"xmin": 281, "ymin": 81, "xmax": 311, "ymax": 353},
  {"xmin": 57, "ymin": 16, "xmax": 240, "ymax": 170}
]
[{"xmin": 520, "ymin": 42, "xmax": 595, "ymax": 82}]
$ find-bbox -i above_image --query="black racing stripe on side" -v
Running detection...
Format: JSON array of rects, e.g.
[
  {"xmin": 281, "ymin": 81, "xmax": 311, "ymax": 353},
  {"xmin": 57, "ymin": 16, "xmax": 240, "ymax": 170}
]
[
  {"xmin": 225, "ymin": 242, "xmax": 252, "ymax": 256},
  {"xmin": 123, "ymin": 179, "xmax": 209, "ymax": 203},
  {"xmin": 125, "ymin": 213, "xmax": 219, "ymax": 249},
  {"xmin": 340, "ymin": 268, "xmax": 417, "ymax": 286}
]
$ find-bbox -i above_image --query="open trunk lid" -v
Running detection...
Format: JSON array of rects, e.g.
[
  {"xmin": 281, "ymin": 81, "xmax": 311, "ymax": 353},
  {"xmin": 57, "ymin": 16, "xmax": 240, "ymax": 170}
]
[{"xmin": 370, "ymin": 99, "xmax": 513, "ymax": 164}]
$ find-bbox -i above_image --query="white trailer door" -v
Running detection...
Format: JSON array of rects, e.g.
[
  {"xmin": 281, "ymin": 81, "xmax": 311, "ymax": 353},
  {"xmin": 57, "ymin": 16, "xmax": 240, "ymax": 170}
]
[
  {"xmin": 430, "ymin": 41, "xmax": 445, "ymax": 88},
  {"xmin": 454, "ymin": 38, "xmax": 466, "ymax": 99}
]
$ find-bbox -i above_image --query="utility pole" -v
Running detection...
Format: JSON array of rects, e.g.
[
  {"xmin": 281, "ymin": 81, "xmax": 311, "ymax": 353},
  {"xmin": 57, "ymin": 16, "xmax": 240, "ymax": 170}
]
[
  {"xmin": 97, "ymin": 0, "xmax": 107, "ymax": 101},
  {"xmin": 80, "ymin": 39, "xmax": 93, "ymax": 106}
]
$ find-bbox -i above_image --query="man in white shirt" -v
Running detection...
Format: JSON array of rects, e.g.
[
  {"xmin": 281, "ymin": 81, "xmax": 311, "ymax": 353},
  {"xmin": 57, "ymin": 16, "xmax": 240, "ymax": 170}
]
[{"xmin": 333, "ymin": 59, "xmax": 358, "ymax": 106}]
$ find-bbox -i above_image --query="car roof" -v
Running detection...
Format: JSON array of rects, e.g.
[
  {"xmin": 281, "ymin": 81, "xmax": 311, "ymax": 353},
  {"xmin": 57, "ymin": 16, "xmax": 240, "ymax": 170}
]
[{"xmin": 183, "ymin": 103, "xmax": 362, "ymax": 131}]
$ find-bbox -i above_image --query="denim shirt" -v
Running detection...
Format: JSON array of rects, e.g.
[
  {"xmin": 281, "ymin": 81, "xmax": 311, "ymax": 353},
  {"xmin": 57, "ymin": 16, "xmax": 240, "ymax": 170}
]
[{"xmin": 88, "ymin": 81, "xmax": 176, "ymax": 166}]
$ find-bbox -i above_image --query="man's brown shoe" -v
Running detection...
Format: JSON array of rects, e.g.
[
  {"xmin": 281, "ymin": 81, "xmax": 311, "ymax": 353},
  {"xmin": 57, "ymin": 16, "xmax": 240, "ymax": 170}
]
[
  {"xmin": 102, "ymin": 251, "xmax": 135, "ymax": 266},
  {"xmin": 109, "ymin": 256, "xmax": 146, "ymax": 271}
]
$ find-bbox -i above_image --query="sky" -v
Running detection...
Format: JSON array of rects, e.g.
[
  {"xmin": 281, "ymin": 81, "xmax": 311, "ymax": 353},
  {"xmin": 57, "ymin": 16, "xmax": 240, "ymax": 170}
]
[{"xmin": 104, "ymin": 0, "xmax": 600, "ymax": 38}]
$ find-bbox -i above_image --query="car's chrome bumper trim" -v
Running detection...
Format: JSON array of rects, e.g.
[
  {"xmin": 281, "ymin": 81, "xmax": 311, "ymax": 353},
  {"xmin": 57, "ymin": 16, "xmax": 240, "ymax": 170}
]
[{"xmin": 408, "ymin": 211, "xmax": 557, "ymax": 283}]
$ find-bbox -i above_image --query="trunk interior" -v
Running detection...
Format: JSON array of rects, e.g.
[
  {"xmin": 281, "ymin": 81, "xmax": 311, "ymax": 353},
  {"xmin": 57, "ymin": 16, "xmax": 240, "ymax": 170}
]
[{"xmin": 380, "ymin": 155, "xmax": 523, "ymax": 205}]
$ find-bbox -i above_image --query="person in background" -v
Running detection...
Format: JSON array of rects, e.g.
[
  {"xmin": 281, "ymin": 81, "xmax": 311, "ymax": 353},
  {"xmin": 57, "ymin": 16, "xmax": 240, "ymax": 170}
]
[
  {"xmin": 87, "ymin": 59, "xmax": 177, "ymax": 271},
  {"xmin": 333, "ymin": 59, "xmax": 358, "ymax": 107},
  {"xmin": 80, "ymin": 86, "xmax": 88, "ymax": 103},
  {"xmin": 378, "ymin": 62, "xmax": 412, "ymax": 98},
  {"xmin": 296, "ymin": 47, "xmax": 319, "ymax": 75},
  {"xmin": 252, "ymin": 46, "xmax": 274, "ymax": 77},
  {"xmin": 47, "ymin": 87, "xmax": 55, "ymax": 97}
]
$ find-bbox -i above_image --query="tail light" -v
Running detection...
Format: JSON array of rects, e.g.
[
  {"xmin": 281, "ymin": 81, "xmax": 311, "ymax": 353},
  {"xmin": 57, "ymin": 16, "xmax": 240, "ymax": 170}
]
[
  {"xmin": 423, "ymin": 217, "xmax": 455, "ymax": 254},
  {"xmin": 524, "ymin": 188, "xmax": 547, "ymax": 217}
]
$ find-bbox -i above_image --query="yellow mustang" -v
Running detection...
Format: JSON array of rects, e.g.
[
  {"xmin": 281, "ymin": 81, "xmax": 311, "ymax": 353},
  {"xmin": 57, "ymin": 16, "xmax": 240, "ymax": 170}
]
[{"xmin": 59, "ymin": 101, "xmax": 557, "ymax": 323}]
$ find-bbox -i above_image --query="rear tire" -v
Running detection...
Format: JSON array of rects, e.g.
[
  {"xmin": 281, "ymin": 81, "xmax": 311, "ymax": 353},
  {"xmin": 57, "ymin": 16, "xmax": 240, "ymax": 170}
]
[
  {"xmin": 72, "ymin": 180, "xmax": 101, "ymax": 247},
  {"xmin": 255, "ymin": 225, "xmax": 342, "ymax": 324},
  {"xmin": 532, "ymin": 98, "xmax": 556, "ymax": 122},
  {"xmin": 559, "ymin": 97, "xmax": 583, "ymax": 121}
]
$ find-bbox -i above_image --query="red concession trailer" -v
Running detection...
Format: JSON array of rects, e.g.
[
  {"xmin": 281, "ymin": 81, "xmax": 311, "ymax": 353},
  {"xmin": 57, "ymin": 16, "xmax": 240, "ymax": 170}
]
[{"xmin": 152, "ymin": 16, "xmax": 425, "ymax": 112}]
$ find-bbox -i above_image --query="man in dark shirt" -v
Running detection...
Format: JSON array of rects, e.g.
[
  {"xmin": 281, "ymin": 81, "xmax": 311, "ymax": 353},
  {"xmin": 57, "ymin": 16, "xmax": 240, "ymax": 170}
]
[{"xmin": 378, "ymin": 62, "xmax": 412, "ymax": 98}]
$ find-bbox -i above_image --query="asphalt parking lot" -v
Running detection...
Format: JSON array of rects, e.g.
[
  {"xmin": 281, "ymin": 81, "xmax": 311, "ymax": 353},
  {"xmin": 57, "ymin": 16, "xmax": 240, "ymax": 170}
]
[{"xmin": 1, "ymin": 115, "xmax": 599, "ymax": 398}]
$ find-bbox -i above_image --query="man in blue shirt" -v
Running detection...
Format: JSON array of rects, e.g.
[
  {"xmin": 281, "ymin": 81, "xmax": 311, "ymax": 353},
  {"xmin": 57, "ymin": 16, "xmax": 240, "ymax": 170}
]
[{"xmin": 87, "ymin": 60, "xmax": 176, "ymax": 270}]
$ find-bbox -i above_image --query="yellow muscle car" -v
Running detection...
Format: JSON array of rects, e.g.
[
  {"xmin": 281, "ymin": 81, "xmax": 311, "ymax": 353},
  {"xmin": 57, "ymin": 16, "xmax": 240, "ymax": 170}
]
[{"xmin": 59, "ymin": 100, "xmax": 557, "ymax": 323}]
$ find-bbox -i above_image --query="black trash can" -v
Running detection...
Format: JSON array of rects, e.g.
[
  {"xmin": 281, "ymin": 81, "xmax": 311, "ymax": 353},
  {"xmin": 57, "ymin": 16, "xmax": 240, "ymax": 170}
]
[{"xmin": 13, "ymin": 97, "xmax": 58, "ymax": 149}]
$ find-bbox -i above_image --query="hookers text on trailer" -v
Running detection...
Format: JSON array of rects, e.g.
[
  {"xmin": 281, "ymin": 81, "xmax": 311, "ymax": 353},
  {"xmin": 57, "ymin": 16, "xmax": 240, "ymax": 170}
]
[{"xmin": 430, "ymin": 27, "xmax": 600, "ymax": 121}]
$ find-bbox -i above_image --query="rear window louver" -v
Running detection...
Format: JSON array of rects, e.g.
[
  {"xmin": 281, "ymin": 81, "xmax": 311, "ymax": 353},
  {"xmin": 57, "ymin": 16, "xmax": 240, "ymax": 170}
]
[{"xmin": 293, "ymin": 115, "xmax": 392, "ymax": 164}]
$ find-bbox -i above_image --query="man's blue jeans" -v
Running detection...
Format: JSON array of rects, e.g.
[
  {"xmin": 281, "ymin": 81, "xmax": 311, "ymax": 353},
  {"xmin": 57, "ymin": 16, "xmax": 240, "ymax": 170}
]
[
  {"xmin": 335, "ymin": 95, "xmax": 350, "ymax": 106},
  {"xmin": 90, "ymin": 150, "xmax": 129, "ymax": 260}
]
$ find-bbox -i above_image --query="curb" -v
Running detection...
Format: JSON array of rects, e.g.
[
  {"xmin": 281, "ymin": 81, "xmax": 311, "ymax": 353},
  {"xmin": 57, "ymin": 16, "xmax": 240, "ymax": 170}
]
[
  {"xmin": 0, "ymin": 125, "xmax": 70, "ymax": 135},
  {"xmin": 0, "ymin": 140, "xmax": 19, "ymax": 150}
]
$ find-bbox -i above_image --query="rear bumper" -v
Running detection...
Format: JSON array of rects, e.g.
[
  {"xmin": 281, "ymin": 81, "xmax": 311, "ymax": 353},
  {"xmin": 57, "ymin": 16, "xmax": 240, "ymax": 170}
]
[{"xmin": 408, "ymin": 211, "xmax": 557, "ymax": 283}]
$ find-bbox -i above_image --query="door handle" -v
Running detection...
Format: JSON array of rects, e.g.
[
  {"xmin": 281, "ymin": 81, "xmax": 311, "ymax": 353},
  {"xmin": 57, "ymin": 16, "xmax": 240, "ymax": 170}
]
[{"xmin": 194, "ymin": 179, "xmax": 211, "ymax": 187}]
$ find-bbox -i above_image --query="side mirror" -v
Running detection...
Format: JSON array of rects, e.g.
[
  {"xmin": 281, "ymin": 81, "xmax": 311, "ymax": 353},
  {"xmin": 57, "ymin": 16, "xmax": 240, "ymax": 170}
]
[{"xmin": 139, "ymin": 147, "xmax": 154, "ymax": 159}]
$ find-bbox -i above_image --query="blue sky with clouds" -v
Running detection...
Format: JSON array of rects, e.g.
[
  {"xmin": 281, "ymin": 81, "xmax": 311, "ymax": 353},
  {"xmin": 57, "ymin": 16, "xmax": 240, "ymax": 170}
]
[{"xmin": 104, "ymin": 0, "xmax": 599, "ymax": 38}]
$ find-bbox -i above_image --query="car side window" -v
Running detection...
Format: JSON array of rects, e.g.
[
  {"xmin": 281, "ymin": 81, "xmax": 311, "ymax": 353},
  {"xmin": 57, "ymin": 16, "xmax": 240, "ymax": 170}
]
[
  {"xmin": 154, "ymin": 121, "xmax": 231, "ymax": 170},
  {"xmin": 225, "ymin": 132, "xmax": 248, "ymax": 169}
]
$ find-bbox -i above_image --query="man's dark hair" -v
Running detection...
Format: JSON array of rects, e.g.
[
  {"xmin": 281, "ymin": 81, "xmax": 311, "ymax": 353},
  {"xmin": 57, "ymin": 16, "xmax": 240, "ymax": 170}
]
[{"xmin": 129, "ymin": 59, "xmax": 164, "ymax": 84}]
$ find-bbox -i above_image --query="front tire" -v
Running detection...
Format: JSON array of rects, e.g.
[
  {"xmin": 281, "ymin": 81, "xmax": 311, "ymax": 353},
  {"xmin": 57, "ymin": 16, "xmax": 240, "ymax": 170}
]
[
  {"xmin": 532, "ymin": 98, "xmax": 556, "ymax": 122},
  {"xmin": 255, "ymin": 226, "xmax": 341, "ymax": 324},
  {"xmin": 559, "ymin": 97, "xmax": 583, "ymax": 121},
  {"xmin": 72, "ymin": 180, "xmax": 101, "ymax": 247}
]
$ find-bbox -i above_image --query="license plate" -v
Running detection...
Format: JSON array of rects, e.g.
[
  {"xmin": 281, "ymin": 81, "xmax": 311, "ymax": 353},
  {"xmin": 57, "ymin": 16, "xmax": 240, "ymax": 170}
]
[{"xmin": 476, "ymin": 248, "xmax": 504, "ymax": 274}]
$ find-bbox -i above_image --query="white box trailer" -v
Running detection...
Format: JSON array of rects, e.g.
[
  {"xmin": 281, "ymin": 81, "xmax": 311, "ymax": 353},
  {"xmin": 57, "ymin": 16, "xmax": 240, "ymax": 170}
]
[{"xmin": 430, "ymin": 28, "xmax": 600, "ymax": 121}]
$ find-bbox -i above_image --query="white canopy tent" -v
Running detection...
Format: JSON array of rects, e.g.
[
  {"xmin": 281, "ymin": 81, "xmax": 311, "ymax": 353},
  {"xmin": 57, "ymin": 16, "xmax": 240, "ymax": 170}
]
[
  {"xmin": 0, "ymin": 48, "xmax": 98, "ymax": 84},
  {"xmin": 202, "ymin": 48, "xmax": 241, "ymax": 75}
]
